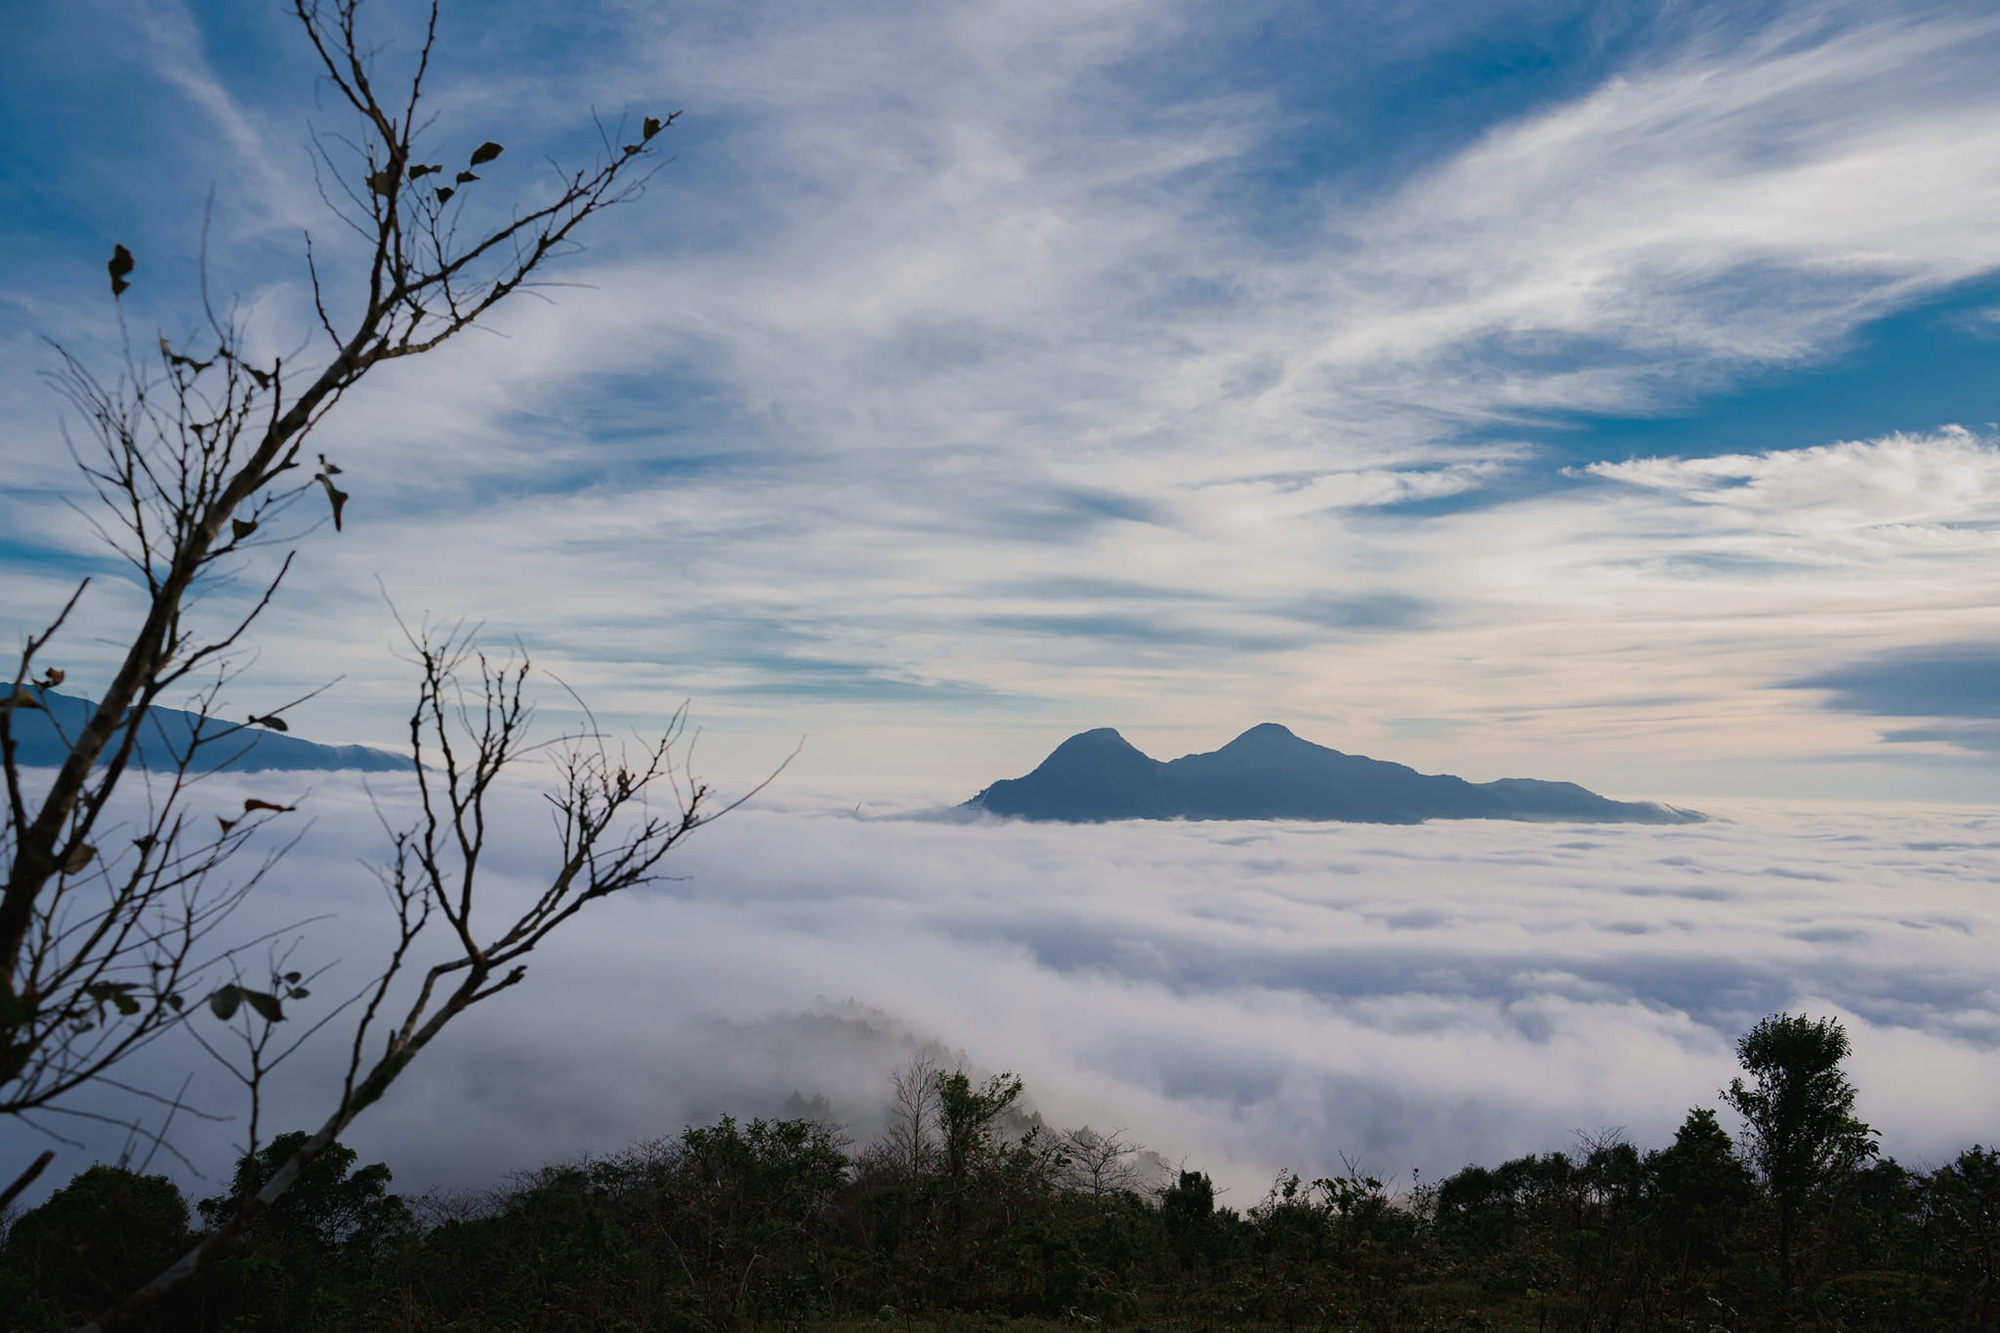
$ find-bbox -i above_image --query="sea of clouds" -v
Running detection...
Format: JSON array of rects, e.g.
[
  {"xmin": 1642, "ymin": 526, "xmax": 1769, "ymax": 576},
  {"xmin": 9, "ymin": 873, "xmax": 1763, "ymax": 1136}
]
[{"xmin": 6, "ymin": 766, "xmax": 1997, "ymax": 1210}]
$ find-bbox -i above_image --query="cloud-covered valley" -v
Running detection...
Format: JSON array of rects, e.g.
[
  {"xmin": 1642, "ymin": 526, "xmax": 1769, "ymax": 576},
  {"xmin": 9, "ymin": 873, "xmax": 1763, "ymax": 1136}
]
[{"xmin": 8, "ymin": 770, "xmax": 1994, "ymax": 1208}]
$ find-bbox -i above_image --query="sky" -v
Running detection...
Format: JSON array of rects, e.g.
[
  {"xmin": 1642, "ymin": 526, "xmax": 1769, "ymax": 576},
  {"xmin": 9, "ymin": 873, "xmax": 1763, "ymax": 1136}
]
[{"xmin": 2, "ymin": 0, "xmax": 2000, "ymax": 802}]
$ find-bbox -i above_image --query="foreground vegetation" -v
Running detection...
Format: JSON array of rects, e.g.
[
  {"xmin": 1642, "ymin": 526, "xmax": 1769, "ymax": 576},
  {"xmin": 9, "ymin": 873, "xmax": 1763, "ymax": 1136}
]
[{"xmin": 1, "ymin": 1017, "xmax": 1994, "ymax": 1331}]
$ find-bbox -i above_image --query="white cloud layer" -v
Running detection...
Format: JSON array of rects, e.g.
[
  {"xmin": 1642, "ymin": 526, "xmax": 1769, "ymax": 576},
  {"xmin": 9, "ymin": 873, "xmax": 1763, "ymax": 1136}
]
[{"xmin": 5, "ymin": 772, "xmax": 1996, "ymax": 1208}]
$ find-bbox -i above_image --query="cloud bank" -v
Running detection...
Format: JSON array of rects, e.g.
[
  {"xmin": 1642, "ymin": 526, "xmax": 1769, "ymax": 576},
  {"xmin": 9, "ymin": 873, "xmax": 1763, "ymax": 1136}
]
[{"xmin": 5, "ymin": 771, "xmax": 1995, "ymax": 1208}]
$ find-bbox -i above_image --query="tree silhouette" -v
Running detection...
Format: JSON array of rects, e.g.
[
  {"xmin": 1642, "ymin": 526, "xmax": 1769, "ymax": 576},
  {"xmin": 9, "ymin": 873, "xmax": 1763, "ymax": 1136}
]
[
  {"xmin": 0, "ymin": 2, "xmax": 708, "ymax": 1325},
  {"xmin": 0, "ymin": 1165, "xmax": 191, "ymax": 1328},
  {"xmin": 1723, "ymin": 1012, "xmax": 1877, "ymax": 1318},
  {"xmin": 935, "ymin": 1067, "xmax": 1024, "ymax": 1216}
]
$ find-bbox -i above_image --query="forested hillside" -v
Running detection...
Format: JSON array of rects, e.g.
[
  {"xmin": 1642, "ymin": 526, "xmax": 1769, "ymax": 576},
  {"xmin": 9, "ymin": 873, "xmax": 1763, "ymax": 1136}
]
[{"xmin": 2, "ymin": 1018, "xmax": 1994, "ymax": 1331}]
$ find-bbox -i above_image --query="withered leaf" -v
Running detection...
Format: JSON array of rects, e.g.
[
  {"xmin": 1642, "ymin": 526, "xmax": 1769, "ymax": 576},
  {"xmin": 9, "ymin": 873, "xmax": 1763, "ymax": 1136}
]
[
  {"xmin": 315, "ymin": 472, "xmax": 349, "ymax": 531},
  {"xmin": 108, "ymin": 244, "xmax": 134, "ymax": 297}
]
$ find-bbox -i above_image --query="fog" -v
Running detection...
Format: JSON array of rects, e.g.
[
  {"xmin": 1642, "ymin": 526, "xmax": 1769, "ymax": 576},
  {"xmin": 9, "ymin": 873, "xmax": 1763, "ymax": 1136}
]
[{"xmin": 5, "ymin": 768, "xmax": 1996, "ymax": 1210}]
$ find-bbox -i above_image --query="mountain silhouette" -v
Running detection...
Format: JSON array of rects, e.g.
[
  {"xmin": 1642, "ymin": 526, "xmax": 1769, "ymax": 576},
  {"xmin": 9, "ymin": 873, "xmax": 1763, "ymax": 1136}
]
[
  {"xmin": 967, "ymin": 723, "xmax": 1702, "ymax": 824},
  {"xmin": 3, "ymin": 688, "xmax": 405, "ymax": 774}
]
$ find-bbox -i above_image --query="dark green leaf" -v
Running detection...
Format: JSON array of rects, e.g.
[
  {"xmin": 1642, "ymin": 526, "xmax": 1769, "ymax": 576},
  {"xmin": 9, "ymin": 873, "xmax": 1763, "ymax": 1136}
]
[
  {"xmin": 165, "ymin": 993, "xmax": 184, "ymax": 1013},
  {"xmin": 60, "ymin": 842, "xmax": 96, "ymax": 874},
  {"xmin": 643, "ymin": 116, "xmax": 663, "ymax": 140},
  {"xmin": 455, "ymin": 170, "xmax": 478, "ymax": 184},
  {"xmin": 108, "ymin": 243, "xmax": 134, "ymax": 297},
  {"xmin": 242, "ymin": 989, "xmax": 285, "ymax": 1023},
  {"xmin": 366, "ymin": 168, "xmax": 396, "ymax": 196},
  {"xmin": 283, "ymin": 972, "xmax": 302, "ymax": 984},
  {"xmin": 434, "ymin": 187, "xmax": 455, "ymax": 204},
  {"xmin": 231, "ymin": 518, "xmax": 257, "ymax": 541},
  {"xmin": 208, "ymin": 985, "xmax": 242, "ymax": 1021},
  {"xmin": 4, "ymin": 689, "xmax": 46, "ymax": 712},
  {"xmin": 111, "ymin": 993, "xmax": 140, "ymax": 1016},
  {"xmin": 247, "ymin": 713, "xmax": 289, "ymax": 732},
  {"xmin": 623, "ymin": 143, "xmax": 641, "ymax": 156},
  {"xmin": 470, "ymin": 140, "xmax": 504, "ymax": 166},
  {"xmin": 409, "ymin": 163, "xmax": 441, "ymax": 179}
]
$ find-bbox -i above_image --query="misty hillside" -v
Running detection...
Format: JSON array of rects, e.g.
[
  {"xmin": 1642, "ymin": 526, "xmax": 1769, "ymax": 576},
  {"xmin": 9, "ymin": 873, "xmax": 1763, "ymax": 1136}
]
[
  {"xmin": 3, "ymin": 688, "xmax": 405, "ymax": 774},
  {"xmin": 967, "ymin": 723, "xmax": 1703, "ymax": 824}
]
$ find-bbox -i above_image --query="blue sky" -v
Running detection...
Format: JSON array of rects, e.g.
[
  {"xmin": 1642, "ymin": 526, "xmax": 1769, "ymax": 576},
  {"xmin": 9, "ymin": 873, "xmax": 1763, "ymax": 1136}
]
[{"xmin": 5, "ymin": 0, "xmax": 2000, "ymax": 800}]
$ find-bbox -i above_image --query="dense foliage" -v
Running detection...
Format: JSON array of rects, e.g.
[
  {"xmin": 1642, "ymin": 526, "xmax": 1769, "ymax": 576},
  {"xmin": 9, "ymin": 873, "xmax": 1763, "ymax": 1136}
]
[{"xmin": 3, "ymin": 1017, "xmax": 1995, "ymax": 1330}]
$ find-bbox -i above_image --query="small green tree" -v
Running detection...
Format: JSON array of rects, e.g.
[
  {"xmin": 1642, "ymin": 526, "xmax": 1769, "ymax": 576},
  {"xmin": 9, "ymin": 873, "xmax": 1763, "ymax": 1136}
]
[
  {"xmin": 1923, "ymin": 1145, "xmax": 2000, "ymax": 1330},
  {"xmin": 0, "ymin": 1165, "xmax": 191, "ymax": 1328},
  {"xmin": 191, "ymin": 1131, "xmax": 412, "ymax": 1327},
  {"xmin": 1159, "ymin": 1169, "xmax": 1221, "ymax": 1269},
  {"xmin": 1646, "ymin": 1107, "xmax": 1755, "ymax": 1323},
  {"xmin": 935, "ymin": 1067, "xmax": 1024, "ymax": 1213},
  {"xmin": 1722, "ymin": 1012, "xmax": 1877, "ymax": 1316}
]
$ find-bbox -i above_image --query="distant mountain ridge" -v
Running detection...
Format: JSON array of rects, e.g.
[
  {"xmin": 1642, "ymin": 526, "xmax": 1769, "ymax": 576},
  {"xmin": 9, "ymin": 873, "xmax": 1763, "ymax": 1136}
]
[
  {"xmin": 3, "ymin": 688, "xmax": 405, "ymax": 773},
  {"xmin": 965, "ymin": 723, "xmax": 1703, "ymax": 825}
]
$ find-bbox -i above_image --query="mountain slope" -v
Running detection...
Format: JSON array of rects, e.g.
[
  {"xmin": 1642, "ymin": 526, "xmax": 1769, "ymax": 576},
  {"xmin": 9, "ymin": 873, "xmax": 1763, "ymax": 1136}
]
[
  {"xmin": 966, "ymin": 723, "xmax": 1702, "ymax": 824},
  {"xmin": 972, "ymin": 727, "xmax": 1176, "ymax": 821},
  {"xmin": 3, "ymin": 688, "xmax": 405, "ymax": 773}
]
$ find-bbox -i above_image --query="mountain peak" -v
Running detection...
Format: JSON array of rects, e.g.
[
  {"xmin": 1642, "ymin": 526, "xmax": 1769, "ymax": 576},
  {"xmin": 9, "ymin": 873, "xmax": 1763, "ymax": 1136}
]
[
  {"xmin": 970, "ymin": 726, "xmax": 1170, "ymax": 821},
  {"xmin": 1057, "ymin": 726, "xmax": 1137, "ymax": 749},
  {"xmin": 1225, "ymin": 722, "xmax": 1303, "ymax": 746}
]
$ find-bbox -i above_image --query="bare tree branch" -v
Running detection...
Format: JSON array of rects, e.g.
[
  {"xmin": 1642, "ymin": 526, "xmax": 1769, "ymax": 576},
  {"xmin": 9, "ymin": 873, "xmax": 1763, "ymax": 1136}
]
[{"xmin": 1, "ymin": 1, "xmax": 699, "ymax": 1324}]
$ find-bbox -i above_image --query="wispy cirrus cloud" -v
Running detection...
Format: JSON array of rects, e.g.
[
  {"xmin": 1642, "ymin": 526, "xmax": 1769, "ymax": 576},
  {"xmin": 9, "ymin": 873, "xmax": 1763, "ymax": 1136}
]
[{"xmin": 6, "ymin": 0, "xmax": 2000, "ymax": 792}]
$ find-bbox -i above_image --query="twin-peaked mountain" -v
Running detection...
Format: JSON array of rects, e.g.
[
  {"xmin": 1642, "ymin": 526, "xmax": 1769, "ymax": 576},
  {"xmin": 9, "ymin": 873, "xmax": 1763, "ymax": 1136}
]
[{"xmin": 965, "ymin": 723, "xmax": 1703, "ymax": 825}]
